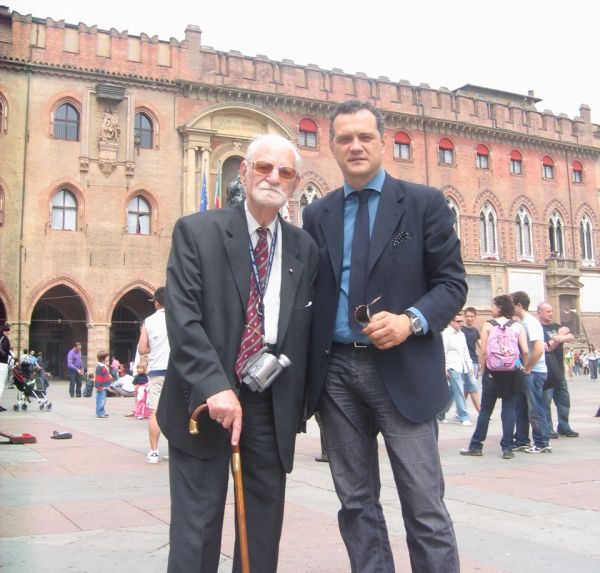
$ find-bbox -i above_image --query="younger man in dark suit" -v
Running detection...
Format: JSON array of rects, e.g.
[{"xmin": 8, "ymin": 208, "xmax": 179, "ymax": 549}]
[
  {"xmin": 158, "ymin": 134, "xmax": 318, "ymax": 573},
  {"xmin": 303, "ymin": 100, "xmax": 466, "ymax": 572}
]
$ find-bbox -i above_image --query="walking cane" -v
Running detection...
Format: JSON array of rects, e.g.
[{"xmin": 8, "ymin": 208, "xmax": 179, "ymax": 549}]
[{"xmin": 189, "ymin": 404, "xmax": 251, "ymax": 573}]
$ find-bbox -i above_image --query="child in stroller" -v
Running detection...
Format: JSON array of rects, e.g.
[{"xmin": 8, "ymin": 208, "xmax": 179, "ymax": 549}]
[{"xmin": 12, "ymin": 361, "xmax": 52, "ymax": 411}]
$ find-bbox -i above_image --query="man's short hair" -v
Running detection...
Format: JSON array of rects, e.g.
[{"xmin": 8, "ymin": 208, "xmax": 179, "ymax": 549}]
[
  {"xmin": 246, "ymin": 134, "xmax": 302, "ymax": 171},
  {"xmin": 152, "ymin": 287, "xmax": 166, "ymax": 307},
  {"xmin": 97, "ymin": 349, "xmax": 109, "ymax": 362},
  {"xmin": 328, "ymin": 100, "xmax": 385, "ymax": 141},
  {"xmin": 493, "ymin": 295, "xmax": 515, "ymax": 319},
  {"xmin": 511, "ymin": 291, "xmax": 530, "ymax": 311},
  {"xmin": 463, "ymin": 306, "xmax": 477, "ymax": 315}
]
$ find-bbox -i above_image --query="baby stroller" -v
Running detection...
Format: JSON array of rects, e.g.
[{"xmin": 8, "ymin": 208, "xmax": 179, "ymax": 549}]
[{"xmin": 12, "ymin": 363, "xmax": 52, "ymax": 412}]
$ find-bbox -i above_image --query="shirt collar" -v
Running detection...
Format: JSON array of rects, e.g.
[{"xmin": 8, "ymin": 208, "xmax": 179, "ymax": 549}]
[
  {"xmin": 244, "ymin": 201, "xmax": 278, "ymax": 237},
  {"xmin": 343, "ymin": 168, "xmax": 386, "ymax": 198}
]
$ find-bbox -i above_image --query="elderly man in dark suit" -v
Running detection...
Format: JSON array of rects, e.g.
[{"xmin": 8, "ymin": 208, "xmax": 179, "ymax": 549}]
[
  {"xmin": 303, "ymin": 100, "xmax": 466, "ymax": 573},
  {"xmin": 158, "ymin": 134, "xmax": 318, "ymax": 573}
]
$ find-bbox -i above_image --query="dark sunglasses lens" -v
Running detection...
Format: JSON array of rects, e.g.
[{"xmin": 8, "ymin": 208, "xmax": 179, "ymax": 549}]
[
  {"xmin": 355, "ymin": 305, "xmax": 370, "ymax": 326},
  {"xmin": 254, "ymin": 161, "xmax": 274, "ymax": 175},
  {"xmin": 278, "ymin": 166, "xmax": 297, "ymax": 180}
]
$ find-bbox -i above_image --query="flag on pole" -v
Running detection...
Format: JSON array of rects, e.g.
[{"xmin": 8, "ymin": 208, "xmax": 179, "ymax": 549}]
[
  {"xmin": 200, "ymin": 168, "xmax": 207, "ymax": 212},
  {"xmin": 214, "ymin": 161, "xmax": 222, "ymax": 209}
]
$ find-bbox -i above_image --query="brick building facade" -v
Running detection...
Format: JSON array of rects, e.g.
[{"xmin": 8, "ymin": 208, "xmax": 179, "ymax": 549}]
[{"xmin": 0, "ymin": 7, "xmax": 599, "ymax": 375}]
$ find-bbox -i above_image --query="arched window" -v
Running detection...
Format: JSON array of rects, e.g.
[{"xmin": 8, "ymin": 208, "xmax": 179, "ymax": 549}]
[
  {"xmin": 515, "ymin": 207, "xmax": 533, "ymax": 260},
  {"xmin": 53, "ymin": 103, "xmax": 80, "ymax": 141},
  {"xmin": 127, "ymin": 195, "xmax": 151, "ymax": 235},
  {"xmin": 51, "ymin": 189, "xmax": 78, "ymax": 230},
  {"xmin": 572, "ymin": 160, "xmax": 583, "ymax": 184},
  {"xmin": 548, "ymin": 210, "xmax": 564, "ymax": 257},
  {"xmin": 0, "ymin": 92, "xmax": 7, "ymax": 135},
  {"xmin": 542, "ymin": 155, "xmax": 554, "ymax": 180},
  {"xmin": 298, "ymin": 118, "xmax": 317, "ymax": 148},
  {"xmin": 438, "ymin": 138, "xmax": 454, "ymax": 165},
  {"xmin": 298, "ymin": 184, "xmax": 321, "ymax": 223},
  {"xmin": 393, "ymin": 132, "xmax": 411, "ymax": 160},
  {"xmin": 510, "ymin": 150, "xmax": 523, "ymax": 175},
  {"xmin": 476, "ymin": 144, "xmax": 490, "ymax": 169},
  {"xmin": 579, "ymin": 215, "xmax": 594, "ymax": 265},
  {"xmin": 479, "ymin": 202, "xmax": 498, "ymax": 258},
  {"xmin": 446, "ymin": 198, "xmax": 460, "ymax": 238},
  {"xmin": 134, "ymin": 112, "xmax": 153, "ymax": 149}
]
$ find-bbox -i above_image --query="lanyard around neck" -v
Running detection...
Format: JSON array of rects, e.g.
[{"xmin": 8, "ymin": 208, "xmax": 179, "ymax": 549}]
[{"xmin": 248, "ymin": 224, "xmax": 278, "ymax": 318}]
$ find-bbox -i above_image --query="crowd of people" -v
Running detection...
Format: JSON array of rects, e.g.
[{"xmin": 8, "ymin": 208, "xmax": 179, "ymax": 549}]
[{"xmin": 1, "ymin": 99, "xmax": 599, "ymax": 573}]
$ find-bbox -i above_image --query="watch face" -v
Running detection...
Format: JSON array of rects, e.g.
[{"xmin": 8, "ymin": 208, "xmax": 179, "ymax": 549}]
[{"xmin": 412, "ymin": 317, "xmax": 423, "ymax": 334}]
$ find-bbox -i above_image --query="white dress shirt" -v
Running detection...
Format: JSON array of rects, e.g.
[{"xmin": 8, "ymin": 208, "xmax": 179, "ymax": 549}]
[{"xmin": 442, "ymin": 326, "xmax": 472, "ymax": 373}]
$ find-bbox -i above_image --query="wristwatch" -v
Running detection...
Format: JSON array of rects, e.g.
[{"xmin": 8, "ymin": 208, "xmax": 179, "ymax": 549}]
[{"xmin": 402, "ymin": 310, "xmax": 424, "ymax": 336}]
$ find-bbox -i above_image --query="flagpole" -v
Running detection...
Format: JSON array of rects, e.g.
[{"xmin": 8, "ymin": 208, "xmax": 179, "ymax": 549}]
[{"xmin": 214, "ymin": 161, "xmax": 222, "ymax": 209}]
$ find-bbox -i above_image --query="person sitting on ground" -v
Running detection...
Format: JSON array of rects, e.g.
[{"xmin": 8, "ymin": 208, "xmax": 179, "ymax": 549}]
[{"xmin": 460, "ymin": 295, "xmax": 529, "ymax": 459}]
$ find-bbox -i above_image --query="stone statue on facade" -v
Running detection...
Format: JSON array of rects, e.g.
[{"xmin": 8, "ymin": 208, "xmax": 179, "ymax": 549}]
[
  {"xmin": 227, "ymin": 175, "xmax": 245, "ymax": 207},
  {"xmin": 101, "ymin": 110, "xmax": 120, "ymax": 143}
]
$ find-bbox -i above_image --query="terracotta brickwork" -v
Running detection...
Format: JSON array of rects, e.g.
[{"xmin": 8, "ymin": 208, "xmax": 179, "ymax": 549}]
[{"xmin": 1, "ymin": 7, "xmax": 599, "ymax": 361}]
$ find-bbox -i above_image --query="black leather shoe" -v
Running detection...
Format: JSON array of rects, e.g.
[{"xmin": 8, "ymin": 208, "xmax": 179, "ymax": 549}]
[
  {"xmin": 559, "ymin": 430, "xmax": 579, "ymax": 437},
  {"xmin": 314, "ymin": 454, "xmax": 329, "ymax": 463},
  {"xmin": 549, "ymin": 431, "xmax": 559, "ymax": 439},
  {"xmin": 502, "ymin": 449, "xmax": 515, "ymax": 459},
  {"xmin": 459, "ymin": 447, "xmax": 483, "ymax": 456}
]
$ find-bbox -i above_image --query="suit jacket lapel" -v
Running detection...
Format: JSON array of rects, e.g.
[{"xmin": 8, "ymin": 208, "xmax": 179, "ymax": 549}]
[
  {"xmin": 368, "ymin": 175, "xmax": 405, "ymax": 273},
  {"xmin": 318, "ymin": 188, "xmax": 345, "ymax": 286},
  {"xmin": 224, "ymin": 204, "xmax": 251, "ymax": 309},
  {"xmin": 277, "ymin": 220, "xmax": 304, "ymax": 348}
]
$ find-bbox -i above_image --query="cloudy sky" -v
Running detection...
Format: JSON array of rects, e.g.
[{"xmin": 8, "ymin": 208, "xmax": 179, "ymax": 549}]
[{"xmin": 9, "ymin": 0, "xmax": 599, "ymax": 123}]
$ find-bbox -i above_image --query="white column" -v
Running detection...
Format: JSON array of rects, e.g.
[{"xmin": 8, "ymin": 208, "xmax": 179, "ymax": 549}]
[
  {"xmin": 201, "ymin": 148, "xmax": 211, "ymax": 209},
  {"xmin": 185, "ymin": 146, "xmax": 197, "ymax": 215}
]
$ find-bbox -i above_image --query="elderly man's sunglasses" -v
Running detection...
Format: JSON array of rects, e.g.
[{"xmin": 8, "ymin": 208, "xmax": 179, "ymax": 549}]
[
  {"xmin": 252, "ymin": 161, "xmax": 298, "ymax": 181},
  {"xmin": 354, "ymin": 295, "xmax": 382, "ymax": 327}
]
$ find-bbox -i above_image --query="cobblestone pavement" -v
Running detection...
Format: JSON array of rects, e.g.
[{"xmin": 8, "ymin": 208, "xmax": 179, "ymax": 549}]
[{"xmin": 1, "ymin": 375, "xmax": 599, "ymax": 572}]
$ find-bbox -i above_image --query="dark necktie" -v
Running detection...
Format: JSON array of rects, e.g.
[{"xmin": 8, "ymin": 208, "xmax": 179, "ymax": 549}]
[
  {"xmin": 235, "ymin": 227, "xmax": 269, "ymax": 381},
  {"xmin": 348, "ymin": 190, "xmax": 371, "ymax": 335}
]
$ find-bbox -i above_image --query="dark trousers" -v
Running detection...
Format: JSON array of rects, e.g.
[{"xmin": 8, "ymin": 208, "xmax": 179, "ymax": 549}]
[
  {"xmin": 167, "ymin": 387, "xmax": 286, "ymax": 573},
  {"xmin": 68, "ymin": 369, "xmax": 82, "ymax": 397},
  {"xmin": 470, "ymin": 370, "xmax": 516, "ymax": 451},
  {"xmin": 319, "ymin": 344, "xmax": 459, "ymax": 573}
]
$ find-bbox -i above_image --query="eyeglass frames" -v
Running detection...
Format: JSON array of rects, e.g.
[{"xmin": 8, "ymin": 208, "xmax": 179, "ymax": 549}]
[
  {"xmin": 354, "ymin": 295, "xmax": 383, "ymax": 327},
  {"xmin": 252, "ymin": 161, "xmax": 298, "ymax": 181}
]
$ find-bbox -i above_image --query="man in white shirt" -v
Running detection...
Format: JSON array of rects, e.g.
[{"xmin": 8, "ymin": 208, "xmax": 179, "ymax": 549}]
[
  {"xmin": 440, "ymin": 315, "xmax": 473, "ymax": 426},
  {"xmin": 512, "ymin": 291, "xmax": 550, "ymax": 453}
]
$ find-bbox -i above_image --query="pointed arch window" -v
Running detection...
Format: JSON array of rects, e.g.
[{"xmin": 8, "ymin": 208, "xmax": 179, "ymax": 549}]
[
  {"xmin": 51, "ymin": 188, "xmax": 78, "ymax": 230},
  {"xmin": 298, "ymin": 184, "xmax": 321, "ymax": 224},
  {"xmin": 446, "ymin": 198, "xmax": 460, "ymax": 238},
  {"xmin": 515, "ymin": 207, "xmax": 533, "ymax": 260},
  {"xmin": 548, "ymin": 210, "xmax": 564, "ymax": 258},
  {"xmin": 53, "ymin": 102, "xmax": 80, "ymax": 141},
  {"xmin": 127, "ymin": 195, "xmax": 151, "ymax": 235},
  {"xmin": 579, "ymin": 215, "xmax": 594, "ymax": 266},
  {"xmin": 479, "ymin": 202, "xmax": 498, "ymax": 258},
  {"xmin": 0, "ymin": 92, "xmax": 7, "ymax": 135},
  {"xmin": 134, "ymin": 112, "xmax": 153, "ymax": 149}
]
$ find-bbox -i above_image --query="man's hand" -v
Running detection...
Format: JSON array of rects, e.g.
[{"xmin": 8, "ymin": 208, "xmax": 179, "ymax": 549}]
[
  {"xmin": 363, "ymin": 311, "xmax": 412, "ymax": 350},
  {"xmin": 207, "ymin": 389, "xmax": 243, "ymax": 446}
]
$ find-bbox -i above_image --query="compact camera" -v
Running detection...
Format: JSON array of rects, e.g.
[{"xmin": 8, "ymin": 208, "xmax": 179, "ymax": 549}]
[{"xmin": 241, "ymin": 347, "xmax": 291, "ymax": 392}]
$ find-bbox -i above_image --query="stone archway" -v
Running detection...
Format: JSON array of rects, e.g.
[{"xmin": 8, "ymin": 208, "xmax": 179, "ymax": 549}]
[
  {"xmin": 29, "ymin": 285, "xmax": 88, "ymax": 377},
  {"xmin": 180, "ymin": 103, "xmax": 295, "ymax": 214}
]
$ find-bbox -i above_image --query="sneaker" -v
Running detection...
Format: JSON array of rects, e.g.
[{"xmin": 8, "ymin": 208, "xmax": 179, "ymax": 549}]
[
  {"xmin": 451, "ymin": 412, "xmax": 460, "ymax": 421},
  {"xmin": 459, "ymin": 447, "xmax": 482, "ymax": 456},
  {"xmin": 502, "ymin": 449, "xmax": 515, "ymax": 459},
  {"xmin": 460, "ymin": 420, "xmax": 472, "ymax": 426},
  {"xmin": 146, "ymin": 450, "xmax": 160, "ymax": 464},
  {"xmin": 124, "ymin": 411, "xmax": 135, "ymax": 417},
  {"xmin": 96, "ymin": 414, "xmax": 108, "ymax": 418},
  {"xmin": 512, "ymin": 443, "xmax": 531, "ymax": 452},
  {"xmin": 559, "ymin": 430, "xmax": 579, "ymax": 438},
  {"xmin": 524, "ymin": 445, "xmax": 552, "ymax": 454},
  {"xmin": 314, "ymin": 454, "xmax": 329, "ymax": 463},
  {"xmin": 438, "ymin": 418, "xmax": 449, "ymax": 424}
]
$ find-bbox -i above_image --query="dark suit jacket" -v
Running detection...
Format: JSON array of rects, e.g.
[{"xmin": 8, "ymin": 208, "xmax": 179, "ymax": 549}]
[
  {"xmin": 303, "ymin": 173, "xmax": 467, "ymax": 422},
  {"xmin": 157, "ymin": 203, "xmax": 318, "ymax": 473}
]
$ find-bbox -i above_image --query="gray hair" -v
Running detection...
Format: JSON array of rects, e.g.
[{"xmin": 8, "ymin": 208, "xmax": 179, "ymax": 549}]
[{"xmin": 246, "ymin": 134, "xmax": 302, "ymax": 172}]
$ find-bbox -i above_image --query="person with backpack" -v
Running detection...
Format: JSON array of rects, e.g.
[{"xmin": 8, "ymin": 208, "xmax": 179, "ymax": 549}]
[{"xmin": 460, "ymin": 295, "xmax": 528, "ymax": 459}]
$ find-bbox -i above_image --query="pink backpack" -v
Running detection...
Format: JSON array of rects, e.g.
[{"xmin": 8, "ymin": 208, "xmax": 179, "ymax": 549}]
[{"xmin": 485, "ymin": 319, "xmax": 520, "ymax": 371}]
